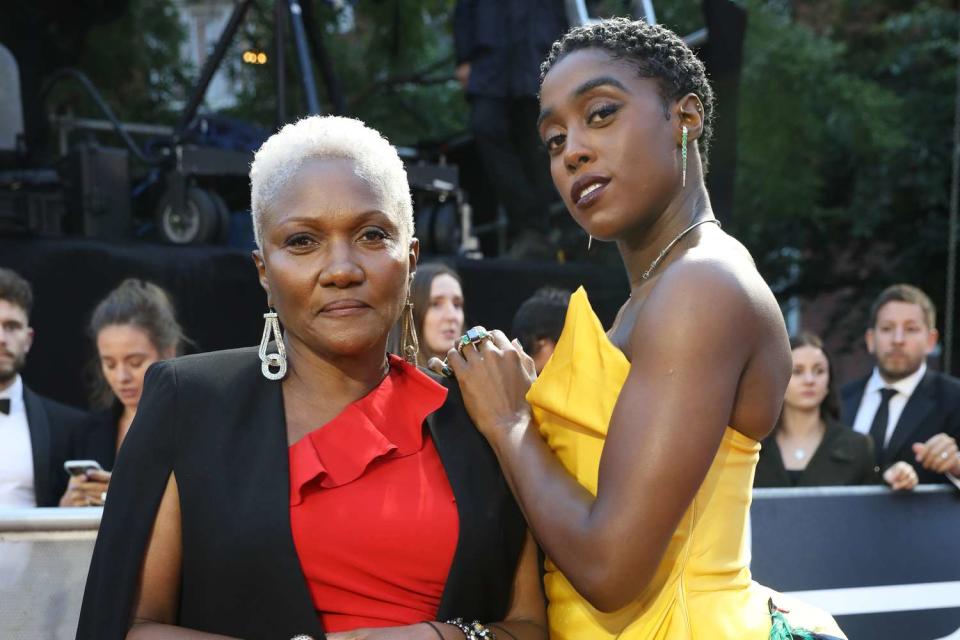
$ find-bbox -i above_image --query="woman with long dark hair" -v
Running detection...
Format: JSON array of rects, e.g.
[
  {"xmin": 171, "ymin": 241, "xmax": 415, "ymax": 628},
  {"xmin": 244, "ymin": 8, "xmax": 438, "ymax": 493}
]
[
  {"xmin": 408, "ymin": 263, "xmax": 465, "ymax": 366},
  {"xmin": 59, "ymin": 279, "xmax": 185, "ymax": 507}
]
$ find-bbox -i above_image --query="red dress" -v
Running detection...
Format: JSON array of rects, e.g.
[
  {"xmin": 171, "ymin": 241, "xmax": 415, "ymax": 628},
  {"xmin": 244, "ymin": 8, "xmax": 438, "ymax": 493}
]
[{"xmin": 288, "ymin": 355, "xmax": 459, "ymax": 632}]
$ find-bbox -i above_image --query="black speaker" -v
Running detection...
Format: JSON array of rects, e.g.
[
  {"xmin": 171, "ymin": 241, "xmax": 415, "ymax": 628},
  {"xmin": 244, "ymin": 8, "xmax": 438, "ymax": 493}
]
[{"xmin": 61, "ymin": 144, "xmax": 131, "ymax": 240}]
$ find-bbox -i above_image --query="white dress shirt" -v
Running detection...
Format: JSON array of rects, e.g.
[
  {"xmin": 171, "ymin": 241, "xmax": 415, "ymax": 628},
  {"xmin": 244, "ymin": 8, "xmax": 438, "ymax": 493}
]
[
  {"xmin": 852, "ymin": 363, "xmax": 960, "ymax": 488},
  {"xmin": 852, "ymin": 362, "xmax": 928, "ymax": 447},
  {"xmin": 0, "ymin": 375, "xmax": 37, "ymax": 507}
]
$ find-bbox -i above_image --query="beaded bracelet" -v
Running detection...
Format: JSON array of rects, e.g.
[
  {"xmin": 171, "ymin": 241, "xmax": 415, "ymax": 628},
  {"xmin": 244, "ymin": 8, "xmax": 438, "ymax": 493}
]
[{"xmin": 445, "ymin": 618, "xmax": 497, "ymax": 640}]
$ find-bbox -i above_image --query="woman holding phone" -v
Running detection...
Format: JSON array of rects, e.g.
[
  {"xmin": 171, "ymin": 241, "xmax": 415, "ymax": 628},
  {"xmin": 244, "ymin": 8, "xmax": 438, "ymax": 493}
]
[{"xmin": 59, "ymin": 279, "xmax": 184, "ymax": 507}]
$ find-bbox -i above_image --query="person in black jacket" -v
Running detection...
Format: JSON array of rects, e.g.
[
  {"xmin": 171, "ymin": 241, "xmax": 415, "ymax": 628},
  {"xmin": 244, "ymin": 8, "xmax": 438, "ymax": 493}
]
[
  {"xmin": 453, "ymin": 0, "xmax": 566, "ymax": 254},
  {"xmin": 59, "ymin": 279, "xmax": 187, "ymax": 507},
  {"xmin": 0, "ymin": 267, "xmax": 99, "ymax": 508},
  {"xmin": 76, "ymin": 116, "xmax": 545, "ymax": 640},
  {"xmin": 841, "ymin": 284, "xmax": 960, "ymax": 486},
  {"xmin": 755, "ymin": 332, "xmax": 917, "ymax": 489}
]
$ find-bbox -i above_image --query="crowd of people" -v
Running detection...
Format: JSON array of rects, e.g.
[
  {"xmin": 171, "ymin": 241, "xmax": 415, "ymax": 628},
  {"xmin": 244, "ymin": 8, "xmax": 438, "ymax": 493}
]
[
  {"xmin": 3, "ymin": 265, "xmax": 955, "ymax": 514},
  {"xmin": 0, "ymin": 264, "xmax": 574, "ymax": 509},
  {"xmin": 1, "ymin": 15, "xmax": 959, "ymax": 640}
]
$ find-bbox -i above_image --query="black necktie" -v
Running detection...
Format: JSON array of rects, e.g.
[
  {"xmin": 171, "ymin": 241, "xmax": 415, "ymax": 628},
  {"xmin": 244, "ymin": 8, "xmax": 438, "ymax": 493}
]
[
  {"xmin": 869, "ymin": 387, "xmax": 898, "ymax": 465},
  {"xmin": 0, "ymin": 398, "xmax": 9, "ymax": 415}
]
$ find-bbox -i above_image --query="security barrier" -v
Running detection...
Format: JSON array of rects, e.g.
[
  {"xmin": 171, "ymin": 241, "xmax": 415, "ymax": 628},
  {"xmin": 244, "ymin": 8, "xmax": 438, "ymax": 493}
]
[
  {"xmin": 751, "ymin": 485, "xmax": 960, "ymax": 640},
  {"xmin": 2, "ymin": 486, "xmax": 958, "ymax": 639},
  {"xmin": 0, "ymin": 508, "xmax": 99, "ymax": 640}
]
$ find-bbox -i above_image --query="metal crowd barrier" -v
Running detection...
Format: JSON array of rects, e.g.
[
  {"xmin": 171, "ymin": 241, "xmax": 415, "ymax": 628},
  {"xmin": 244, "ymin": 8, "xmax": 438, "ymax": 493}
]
[
  {"xmin": 0, "ymin": 508, "xmax": 100, "ymax": 640},
  {"xmin": 751, "ymin": 485, "xmax": 960, "ymax": 639},
  {"xmin": 2, "ymin": 487, "xmax": 958, "ymax": 639}
]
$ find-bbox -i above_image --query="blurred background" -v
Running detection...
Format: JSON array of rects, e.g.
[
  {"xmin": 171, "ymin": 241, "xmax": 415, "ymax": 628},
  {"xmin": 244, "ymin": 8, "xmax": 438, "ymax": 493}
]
[{"xmin": 1, "ymin": 0, "xmax": 957, "ymax": 399}]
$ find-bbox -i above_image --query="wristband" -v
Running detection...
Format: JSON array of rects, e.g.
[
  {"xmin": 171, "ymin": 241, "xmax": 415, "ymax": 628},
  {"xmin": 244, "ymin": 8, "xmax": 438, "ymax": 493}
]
[{"xmin": 445, "ymin": 618, "xmax": 497, "ymax": 640}]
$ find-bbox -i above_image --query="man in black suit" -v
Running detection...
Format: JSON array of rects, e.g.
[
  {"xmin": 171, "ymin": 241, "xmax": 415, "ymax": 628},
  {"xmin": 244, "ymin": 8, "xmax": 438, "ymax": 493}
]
[
  {"xmin": 841, "ymin": 284, "xmax": 960, "ymax": 486},
  {"xmin": 0, "ymin": 267, "xmax": 97, "ymax": 507},
  {"xmin": 453, "ymin": 0, "xmax": 566, "ymax": 255}
]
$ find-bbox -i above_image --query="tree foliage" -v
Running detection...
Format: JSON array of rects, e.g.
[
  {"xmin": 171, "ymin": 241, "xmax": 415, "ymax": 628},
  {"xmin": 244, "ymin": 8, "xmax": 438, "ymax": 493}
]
[
  {"xmin": 225, "ymin": 0, "xmax": 468, "ymax": 146},
  {"xmin": 729, "ymin": 0, "xmax": 957, "ymax": 361},
  {"xmin": 49, "ymin": 0, "xmax": 193, "ymax": 124},
  {"xmin": 54, "ymin": 1, "xmax": 958, "ymax": 361}
]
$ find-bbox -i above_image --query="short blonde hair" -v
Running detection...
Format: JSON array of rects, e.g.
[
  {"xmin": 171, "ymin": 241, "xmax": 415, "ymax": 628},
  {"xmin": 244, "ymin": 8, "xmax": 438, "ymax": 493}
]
[{"xmin": 249, "ymin": 115, "xmax": 414, "ymax": 249}]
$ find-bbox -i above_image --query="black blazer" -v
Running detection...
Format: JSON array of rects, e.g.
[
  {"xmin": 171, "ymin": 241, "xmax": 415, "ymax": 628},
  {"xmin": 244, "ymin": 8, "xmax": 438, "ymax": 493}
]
[
  {"xmin": 754, "ymin": 419, "xmax": 879, "ymax": 488},
  {"xmin": 22, "ymin": 385, "xmax": 95, "ymax": 507},
  {"xmin": 841, "ymin": 369, "xmax": 960, "ymax": 485},
  {"xmin": 76, "ymin": 347, "xmax": 526, "ymax": 640},
  {"xmin": 77, "ymin": 405, "xmax": 122, "ymax": 472}
]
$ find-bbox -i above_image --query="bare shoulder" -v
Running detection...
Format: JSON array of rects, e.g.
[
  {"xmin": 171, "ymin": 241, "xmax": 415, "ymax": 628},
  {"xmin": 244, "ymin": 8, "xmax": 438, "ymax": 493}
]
[
  {"xmin": 631, "ymin": 229, "xmax": 790, "ymax": 437},
  {"xmin": 635, "ymin": 229, "xmax": 788, "ymax": 361},
  {"xmin": 651, "ymin": 233, "xmax": 776, "ymax": 317}
]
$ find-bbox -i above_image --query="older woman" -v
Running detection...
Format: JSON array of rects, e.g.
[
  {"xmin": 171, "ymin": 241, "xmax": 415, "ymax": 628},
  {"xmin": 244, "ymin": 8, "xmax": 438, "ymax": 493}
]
[
  {"xmin": 59, "ymin": 279, "xmax": 185, "ymax": 507},
  {"xmin": 76, "ymin": 116, "xmax": 545, "ymax": 640}
]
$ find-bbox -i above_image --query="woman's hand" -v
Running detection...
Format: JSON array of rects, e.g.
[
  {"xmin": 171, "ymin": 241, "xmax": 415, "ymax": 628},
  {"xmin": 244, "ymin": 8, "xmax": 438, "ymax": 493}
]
[
  {"xmin": 429, "ymin": 329, "xmax": 537, "ymax": 444},
  {"xmin": 59, "ymin": 469, "xmax": 111, "ymax": 506},
  {"xmin": 883, "ymin": 461, "xmax": 918, "ymax": 491}
]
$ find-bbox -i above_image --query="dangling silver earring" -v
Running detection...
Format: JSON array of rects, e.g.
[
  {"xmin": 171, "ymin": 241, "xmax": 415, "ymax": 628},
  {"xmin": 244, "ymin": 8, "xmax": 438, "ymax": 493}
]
[
  {"xmin": 399, "ymin": 274, "xmax": 420, "ymax": 365},
  {"xmin": 587, "ymin": 235, "xmax": 593, "ymax": 251},
  {"xmin": 259, "ymin": 308, "xmax": 287, "ymax": 380},
  {"xmin": 681, "ymin": 125, "xmax": 688, "ymax": 188}
]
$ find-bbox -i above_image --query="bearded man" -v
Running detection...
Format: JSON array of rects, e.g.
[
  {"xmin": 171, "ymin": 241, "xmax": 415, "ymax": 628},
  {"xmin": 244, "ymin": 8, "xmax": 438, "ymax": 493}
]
[
  {"xmin": 0, "ymin": 268, "xmax": 95, "ymax": 507},
  {"xmin": 842, "ymin": 284, "xmax": 960, "ymax": 486}
]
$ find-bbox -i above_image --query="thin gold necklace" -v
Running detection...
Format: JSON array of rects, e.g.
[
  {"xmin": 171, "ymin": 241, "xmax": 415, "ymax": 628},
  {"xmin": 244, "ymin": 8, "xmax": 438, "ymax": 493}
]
[{"xmin": 641, "ymin": 218, "xmax": 721, "ymax": 280}]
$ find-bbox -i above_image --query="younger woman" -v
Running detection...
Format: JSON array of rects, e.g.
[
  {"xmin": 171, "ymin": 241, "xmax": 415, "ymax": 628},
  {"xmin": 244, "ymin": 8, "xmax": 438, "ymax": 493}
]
[
  {"xmin": 59, "ymin": 279, "xmax": 185, "ymax": 507},
  {"xmin": 754, "ymin": 333, "xmax": 917, "ymax": 489}
]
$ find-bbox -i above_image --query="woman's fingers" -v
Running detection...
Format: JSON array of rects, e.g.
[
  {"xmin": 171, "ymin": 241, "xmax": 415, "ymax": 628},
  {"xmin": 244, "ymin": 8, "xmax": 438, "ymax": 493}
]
[
  {"xmin": 426, "ymin": 356, "xmax": 446, "ymax": 375},
  {"xmin": 445, "ymin": 345, "xmax": 468, "ymax": 375},
  {"xmin": 512, "ymin": 338, "xmax": 538, "ymax": 379},
  {"xmin": 489, "ymin": 329, "xmax": 512, "ymax": 350},
  {"xmin": 87, "ymin": 469, "xmax": 112, "ymax": 483}
]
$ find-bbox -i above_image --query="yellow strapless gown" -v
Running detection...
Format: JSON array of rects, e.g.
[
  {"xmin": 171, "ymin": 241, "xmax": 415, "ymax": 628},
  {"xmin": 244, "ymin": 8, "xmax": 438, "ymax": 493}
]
[{"xmin": 527, "ymin": 288, "xmax": 845, "ymax": 640}]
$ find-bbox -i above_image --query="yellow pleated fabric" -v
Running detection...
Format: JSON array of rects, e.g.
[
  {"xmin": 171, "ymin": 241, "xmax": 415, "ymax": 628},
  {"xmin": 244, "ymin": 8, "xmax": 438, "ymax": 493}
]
[{"xmin": 527, "ymin": 287, "xmax": 846, "ymax": 640}]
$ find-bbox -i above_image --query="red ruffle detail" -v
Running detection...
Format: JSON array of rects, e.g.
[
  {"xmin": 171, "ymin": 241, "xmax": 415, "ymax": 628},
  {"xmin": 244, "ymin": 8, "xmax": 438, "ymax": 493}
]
[{"xmin": 289, "ymin": 355, "xmax": 447, "ymax": 505}]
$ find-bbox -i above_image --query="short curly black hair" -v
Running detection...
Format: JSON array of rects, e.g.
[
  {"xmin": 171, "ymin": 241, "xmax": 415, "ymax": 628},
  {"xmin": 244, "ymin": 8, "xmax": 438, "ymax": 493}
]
[{"xmin": 541, "ymin": 18, "xmax": 716, "ymax": 171}]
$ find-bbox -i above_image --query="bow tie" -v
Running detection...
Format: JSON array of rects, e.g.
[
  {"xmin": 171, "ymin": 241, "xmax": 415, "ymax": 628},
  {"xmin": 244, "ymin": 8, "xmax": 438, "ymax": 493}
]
[{"xmin": 0, "ymin": 398, "xmax": 10, "ymax": 415}]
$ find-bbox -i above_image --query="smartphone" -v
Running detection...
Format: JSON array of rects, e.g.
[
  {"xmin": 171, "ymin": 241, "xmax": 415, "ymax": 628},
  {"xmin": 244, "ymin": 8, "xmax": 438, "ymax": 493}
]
[{"xmin": 64, "ymin": 460, "xmax": 103, "ymax": 477}]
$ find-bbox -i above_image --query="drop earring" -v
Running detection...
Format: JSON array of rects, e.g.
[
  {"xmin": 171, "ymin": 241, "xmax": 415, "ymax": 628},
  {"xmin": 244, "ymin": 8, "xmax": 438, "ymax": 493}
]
[
  {"xmin": 587, "ymin": 235, "xmax": 593, "ymax": 251},
  {"xmin": 681, "ymin": 125, "xmax": 688, "ymax": 188},
  {"xmin": 399, "ymin": 273, "xmax": 420, "ymax": 365},
  {"xmin": 259, "ymin": 308, "xmax": 287, "ymax": 380}
]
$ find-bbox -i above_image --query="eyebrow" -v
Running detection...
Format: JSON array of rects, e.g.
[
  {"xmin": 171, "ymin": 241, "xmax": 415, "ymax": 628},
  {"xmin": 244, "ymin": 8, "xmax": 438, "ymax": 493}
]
[
  {"xmin": 574, "ymin": 75, "xmax": 629, "ymax": 97},
  {"xmin": 279, "ymin": 209, "xmax": 396, "ymax": 227},
  {"xmin": 537, "ymin": 75, "xmax": 630, "ymax": 128}
]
